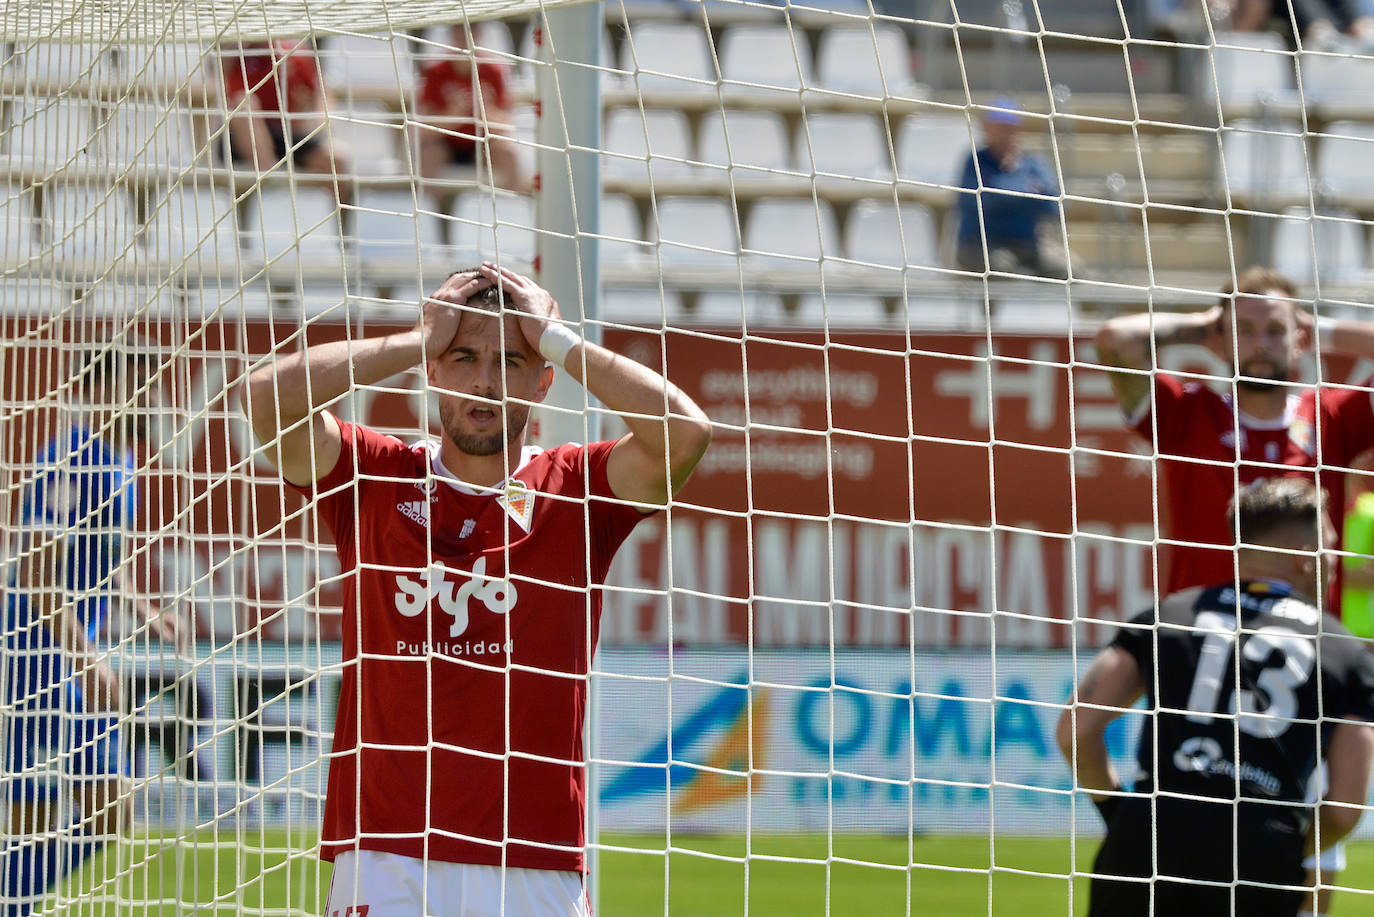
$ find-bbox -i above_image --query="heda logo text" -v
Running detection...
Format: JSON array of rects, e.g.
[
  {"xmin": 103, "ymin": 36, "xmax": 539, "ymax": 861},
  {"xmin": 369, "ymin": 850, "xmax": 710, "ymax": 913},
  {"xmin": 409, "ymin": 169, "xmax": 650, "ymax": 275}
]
[{"xmin": 393, "ymin": 557, "xmax": 518, "ymax": 637}]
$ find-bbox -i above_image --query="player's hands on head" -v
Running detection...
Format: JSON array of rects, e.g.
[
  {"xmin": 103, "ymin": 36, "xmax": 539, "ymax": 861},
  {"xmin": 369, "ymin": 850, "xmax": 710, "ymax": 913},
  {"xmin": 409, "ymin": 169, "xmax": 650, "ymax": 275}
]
[
  {"xmin": 1198, "ymin": 304, "xmax": 1232, "ymax": 362},
  {"xmin": 419, "ymin": 270, "xmax": 490, "ymax": 362},
  {"xmin": 478, "ymin": 262, "xmax": 562, "ymax": 353}
]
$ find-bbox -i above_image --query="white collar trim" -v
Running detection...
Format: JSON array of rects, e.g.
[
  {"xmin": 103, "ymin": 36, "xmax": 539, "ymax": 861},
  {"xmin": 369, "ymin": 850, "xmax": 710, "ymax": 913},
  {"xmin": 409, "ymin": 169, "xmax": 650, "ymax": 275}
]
[{"xmin": 425, "ymin": 441, "xmax": 542, "ymax": 495}]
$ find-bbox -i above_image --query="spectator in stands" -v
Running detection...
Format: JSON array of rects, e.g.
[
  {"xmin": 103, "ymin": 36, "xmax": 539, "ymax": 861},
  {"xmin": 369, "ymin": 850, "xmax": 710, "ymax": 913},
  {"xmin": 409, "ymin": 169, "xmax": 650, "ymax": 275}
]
[
  {"xmin": 954, "ymin": 99, "xmax": 1065, "ymax": 279},
  {"xmin": 415, "ymin": 25, "xmax": 528, "ymax": 192},
  {"xmin": 221, "ymin": 39, "xmax": 352, "ymax": 182},
  {"xmin": 1149, "ymin": 0, "xmax": 1272, "ymax": 39},
  {"xmin": 1288, "ymin": 0, "xmax": 1374, "ymax": 49}
]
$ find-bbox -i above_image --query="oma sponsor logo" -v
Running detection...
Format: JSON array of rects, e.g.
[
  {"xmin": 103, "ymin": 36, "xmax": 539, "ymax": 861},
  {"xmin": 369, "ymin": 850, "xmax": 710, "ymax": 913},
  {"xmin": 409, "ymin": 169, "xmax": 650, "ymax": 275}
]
[{"xmin": 394, "ymin": 556, "xmax": 517, "ymax": 638}]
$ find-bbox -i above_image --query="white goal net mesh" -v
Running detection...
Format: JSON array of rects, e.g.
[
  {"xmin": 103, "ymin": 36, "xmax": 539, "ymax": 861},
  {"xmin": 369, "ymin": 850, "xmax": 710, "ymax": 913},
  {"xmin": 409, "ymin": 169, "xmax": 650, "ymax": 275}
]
[{"xmin": 1, "ymin": 0, "xmax": 1372, "ymax": 914}]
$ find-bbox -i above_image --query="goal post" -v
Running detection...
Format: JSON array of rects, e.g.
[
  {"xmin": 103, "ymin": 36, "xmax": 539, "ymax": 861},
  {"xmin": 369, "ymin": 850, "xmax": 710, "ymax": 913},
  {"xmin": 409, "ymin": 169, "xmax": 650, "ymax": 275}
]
[{"xmin": 2, "ymin": 1, "xmax": 1373, "ymax": 915}]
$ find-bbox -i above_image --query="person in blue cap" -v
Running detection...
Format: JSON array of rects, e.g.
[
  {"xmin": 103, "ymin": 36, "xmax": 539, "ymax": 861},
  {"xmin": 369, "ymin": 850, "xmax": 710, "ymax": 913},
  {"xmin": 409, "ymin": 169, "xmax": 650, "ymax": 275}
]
[
  {"xmin": 954, "ymin": 98, "xmax": 1066, "ymax": 278},
  {"xmin": 2, "ymin": 338, "xmax": 187, "ymax": 915}
]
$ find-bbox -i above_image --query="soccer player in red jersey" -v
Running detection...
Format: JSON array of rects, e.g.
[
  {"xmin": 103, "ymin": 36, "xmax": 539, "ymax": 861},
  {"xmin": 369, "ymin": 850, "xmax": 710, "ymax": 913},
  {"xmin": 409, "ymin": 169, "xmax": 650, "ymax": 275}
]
[
  {"xmin": 1095, "ymin": 265, "xmax": 1374, "ymax": 915},
  {"xmin": 241, "ymin": 264, "xmax": 710, "ymax": 916}
]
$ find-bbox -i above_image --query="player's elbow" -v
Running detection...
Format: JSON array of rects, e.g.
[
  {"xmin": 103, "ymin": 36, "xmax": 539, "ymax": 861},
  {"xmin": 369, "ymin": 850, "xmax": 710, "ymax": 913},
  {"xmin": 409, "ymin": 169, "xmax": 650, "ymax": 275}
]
[
  {"xmin": 668, "ymin": 411, "xmax": 712, "ymax": 483},
  {"xmin": 241, "ymin": 366, "xmax": 282, "ymax": 444},
  {"xmin": 1054, "ymin": 708, "xmax": 1076, "ymax": 763},
  {"xmin": 1322, "ymin": 799, "xmax": 1365, "ymax": 844}
]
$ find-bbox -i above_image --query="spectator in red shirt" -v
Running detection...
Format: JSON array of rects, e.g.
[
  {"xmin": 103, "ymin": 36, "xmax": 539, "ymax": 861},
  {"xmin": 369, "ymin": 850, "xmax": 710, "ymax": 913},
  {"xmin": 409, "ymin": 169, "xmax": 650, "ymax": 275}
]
[
  {"xmin": 415, "ymin": 26, "xmax": 527, "ymax": 192},
  {"xmin": 221, "ymin": 39, "xmax": 351, "ymax": 181}
]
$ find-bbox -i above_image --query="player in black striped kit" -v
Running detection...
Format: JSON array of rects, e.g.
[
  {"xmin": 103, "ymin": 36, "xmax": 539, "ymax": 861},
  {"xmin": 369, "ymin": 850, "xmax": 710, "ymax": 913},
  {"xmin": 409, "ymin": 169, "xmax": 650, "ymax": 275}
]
[{"xmin": 1057, "ymin": 478, "xmax": 1374, "ymax": 917}]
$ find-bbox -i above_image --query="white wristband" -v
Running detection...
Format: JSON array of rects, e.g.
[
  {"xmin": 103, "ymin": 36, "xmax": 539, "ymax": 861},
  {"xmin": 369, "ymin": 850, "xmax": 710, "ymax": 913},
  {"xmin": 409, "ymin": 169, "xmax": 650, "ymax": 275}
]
[
  {"xmin": 538, "ymin": 323, "xmax": 581, "ymax": 368},
  {"xmin": 1315, "ymin": 315, "xmax": 1338, "ymax": 336}
]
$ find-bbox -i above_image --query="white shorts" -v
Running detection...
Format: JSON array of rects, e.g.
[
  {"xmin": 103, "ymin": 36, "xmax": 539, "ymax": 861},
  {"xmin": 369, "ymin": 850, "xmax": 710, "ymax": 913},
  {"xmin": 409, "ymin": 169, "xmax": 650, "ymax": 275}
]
[
  {"xmin": 325, "ymin": 850, "xmax": 590, "ymax": 917},
  {"xmin": 1302, "ymin": 764, "xmax": 1347, "ymax": 873}
]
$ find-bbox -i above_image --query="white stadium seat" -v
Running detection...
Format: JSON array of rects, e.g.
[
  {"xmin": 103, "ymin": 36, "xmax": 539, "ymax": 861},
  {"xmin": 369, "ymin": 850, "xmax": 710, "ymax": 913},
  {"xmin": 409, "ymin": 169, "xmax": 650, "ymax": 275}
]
[
  {"xmin": 650, "ymin": 196, "xmax": 740, "ymax": 267},
  {"xmin": 718, "ymin": 24, "xmax": 813, "ymax": 92},
  {"xmin": 600, "ymin": 193, "xmax": 649, "ymax": 265},
  {"xmin": 46, "ymin": 183, "xmax": 138, "ymax": 264},
  {"xmin": 744, "ymin": 198, "xmax": 841, "ymax": 271},
  {"xmin": 451, "ymin": 191, "xmax": 537, "ymax": 266},
  {"xmin": 600, "ymin": 287, "xmax": 680, "ymax": 325},
  {"xmin": 244, "ymin": 186, "xmax": 345, "ymax": 274},
  {"xmin": 327, "ymin": 104, "xmax": 403, "ymax": 174},
  {"xmin": 697, "ymin": 109, "xmax": 793, "ymax": 176},
  {"xmin": 1219, "ymin": 119, "xmax": 1310, "ymax": 199},
  {"xmin": 797, "ymin": 112, "xmax": 892, "ymax": 179},
  {"xmin": 896, "ymin": 114, "xmax": 975, "ymax": 187},
  {"xmin": 1299, "ymin": 51, "xmax": 1374, "ymax": 105},
  {"xmin": 795, "ymin": 293, "xmax": 891, "ymax": 327},
  {"xmin": 5, "ymin": 98, "xmax": 94, "ymax": 168},
  {"xmin": 1271, "ymin": 207, "xmax": 1367, "ymax": 288},
  {"xmin": 1203, "ymin": 31, "xmax": 1294, "ymax": 105},
  {"xmin": 100, "ymin": 102, "xmax": 199, "ymax": 168},
  {"xmin": 1317, "ymin": 121, "xmax": 1374, "ymax": 199},
  {"xmin": 0, "ymin": 185, "xmax": 37, "ymax": 266},
  {"xmin": 621, "ymin": 21, "xmax": 716, "ymax": 93},
  {"xmin": 694, "ymin": 290, "xmax": 787, "ymax": 327},
  {"xmin": 323, "ymin": 33, "xmax": 417, "ymax": 96},
  {"xmin": 844, "ymin": 200, "xmax": 940, "ymax": 270},
  {"xmin": 814, "ymin": 24, "xmax": 916, "ymax": 97},
  {"xmin": 351, "ymin": 188, "xmax": 445, "ymax": 271},
  {"xmin": 601, "ymin": 107, "xmax": 694, "ymax": 179},
  {"xmin": 146, "ymin": 184, "xmax": 239, "ymax": 269}
]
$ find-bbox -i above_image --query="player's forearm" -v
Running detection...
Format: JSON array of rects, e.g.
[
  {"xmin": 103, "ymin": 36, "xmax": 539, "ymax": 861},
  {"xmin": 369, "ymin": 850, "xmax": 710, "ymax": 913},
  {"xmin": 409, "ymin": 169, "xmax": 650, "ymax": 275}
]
[
  {"xmin": 1317, "ymin": 318, "xmax": 1374, "ymax": 360},
  {"xmin": 1095, "ymin": 311, "xmax": 1214, "ymax": 370},
  {"xmin": 565, "ymin": 339, "xmax": 712, "ymax": 485},
  {"xmin": 244, "ymin": 331, "xmax": 421, "ymax": 443},
  {"xmin": 1056, "ymin": 716, "xmax": 1118, "ymax": 799}
]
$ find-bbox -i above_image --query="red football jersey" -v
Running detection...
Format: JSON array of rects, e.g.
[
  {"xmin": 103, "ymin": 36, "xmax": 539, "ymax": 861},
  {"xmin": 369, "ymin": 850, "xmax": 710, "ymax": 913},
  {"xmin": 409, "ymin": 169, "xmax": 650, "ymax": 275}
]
[
  {"xmin": 1134, "ymin": 374, "xmax": 1374, "ymax": 605},
  {"xmin": 417, "ymin": 56, "xmax": 510, "ymax": 152},
  {"xmin": 293, "ymin": 420, "xmax": 647, "ymax": 871},
  {"xmin": 221, "ymin": 40, "xmax": 322, "ymax": 118}
]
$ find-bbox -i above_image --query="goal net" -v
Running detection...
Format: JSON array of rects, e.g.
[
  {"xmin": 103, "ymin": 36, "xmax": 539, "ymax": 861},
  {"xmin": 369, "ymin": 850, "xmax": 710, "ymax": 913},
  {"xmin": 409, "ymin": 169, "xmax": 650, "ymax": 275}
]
[{"xmin": 1, "ymin": 0, "xmax": 1371, "ymax": 913}]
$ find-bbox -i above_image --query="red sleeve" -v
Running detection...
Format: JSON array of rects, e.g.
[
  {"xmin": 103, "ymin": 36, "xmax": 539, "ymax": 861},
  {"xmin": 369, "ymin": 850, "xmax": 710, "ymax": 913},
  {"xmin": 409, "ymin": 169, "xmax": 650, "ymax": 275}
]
[
  {"xmin": 221, "ymin": 54, "xmax": 251, "ymax": 101},
  {"xmin": 284, "ymin": 419, "xmax": 411, "ymax": 547},
  {"xmin": 1326, "ymin": 380, "xmax": 1374, "ymax": 465},
  {"xmin": 1132, "ymin": 373, "xmax": 1192, "ymax": 452},
  {"xmin": 565, "ymin": 440, "xmax": 653, "ymax": 578}
]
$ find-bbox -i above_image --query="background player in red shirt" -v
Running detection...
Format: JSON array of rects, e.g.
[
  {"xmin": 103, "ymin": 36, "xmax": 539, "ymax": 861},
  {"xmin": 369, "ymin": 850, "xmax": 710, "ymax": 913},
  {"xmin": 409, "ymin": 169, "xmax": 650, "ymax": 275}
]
[
  {"xmin": 241, "ymin": 264, "xmax": 710, "ymax": 915},
  {"xmin": 415, "ymin": 25, "xmax": 528, "ymax": 192},
  {"xmin": 221, "ymin": 39, "xmax": 351, "ymax": 182},
  {"xmin": 1095, "ymin": 264, "xmax": 1374, "ymax": 914}
]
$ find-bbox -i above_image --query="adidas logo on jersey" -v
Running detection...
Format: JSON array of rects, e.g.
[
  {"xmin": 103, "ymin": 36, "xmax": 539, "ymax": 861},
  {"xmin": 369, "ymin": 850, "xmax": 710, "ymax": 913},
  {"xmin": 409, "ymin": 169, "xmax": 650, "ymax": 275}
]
[{"xmin": 397, "ymin": 501, "xmax": 429, "ymax": 528}]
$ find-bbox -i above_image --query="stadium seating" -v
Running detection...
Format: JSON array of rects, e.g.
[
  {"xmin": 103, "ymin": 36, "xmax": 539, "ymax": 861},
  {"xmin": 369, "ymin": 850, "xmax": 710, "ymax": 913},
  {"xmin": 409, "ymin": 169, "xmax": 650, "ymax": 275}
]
[
  {"xmin": 743, "ymin": 198, "xmax": 841, "ymax": 272},
  {"xmin": 797, "ymin": 111, "xmax": 892, "ymax": 180},
  {"xmin": 5, "ymin": 98, "xmax": 95, "ymax": 168},
  {"xmin": 650, "ymin": 196, "xmax": 740, "ymax": 266},
  {"xmin": 600, "ymin": 193, "xmax": 650, "ymax": 264},
  {"xmin": 896, "ymin": 114, "xmax": 974, "ymax": 188},
  {"xmin": 795, "ymin": 292, "xmax": 891, "ymax": 327},
  {"xmin": 451, "ymin": 190, "xmax": 536, "ymax": 265},
  {"xmin": 1202, "ymin": 31, "xmax": 1294, "ymax": 107},
  {"xmin": 351, "ymin": 188, "xmax": 446, "ymax": 271},
  {"xmin": 601, "ymin": 287, "xmax": 680, "ymax": 324},
  {"xmin": 1316, "ymin": 121, "xmax": 1374, "ymax": 200},
  {"xmin": 697, "ymin": 109, "xmax": 793, "ymax": 176},
  {"xmin": 323, "ymin": 33, "xmax": 417, "ymax": 97},
  {"xmin": 844, "ymin": 200, "xmax": 940, "ymax": 270},
  {"xmin": 100, "ymin": 102, "xmax": 199, "ymax": 168},
  {"xmin": 328, "ymin": 104, "xmax": 404, "ymax": 174},
  {"xmin": 620, "ymin": 21, "xmax": 717, "ymax": 92},
  {"xmin": 813, "ymin": 23, "xmax": 917, "ymax": 97},
  {"xmin": 1219, "ymin": 119, "xmax": 1310, "ymax": 201},
  {"xmin": 46, "ymin": 183, "xmax": 138, "ymax": 265},
  {"xmin": 717, "ymin": 23, "xmax": 813, "ymax": 92},
  {"xmin": 601, "ymin": 107, "xmax": 694, "ymax": 179},
  {"xmin": 1298, "ymin": 51, "xmax": 1374, "ymax": 105},
  {"xmin": 244, "ymin": 186, "xmax": 346, "ymax": 273},
  {"xmin": 695, "ymin": 290, "xmax": 788, "ymax": 326},
  {"xmin": 1270, "ymin": 207, "xmax": 1367, "ymax": 287},
  {"xmin": 0, "ymin": 185, "xmax": 37, "ymax": 266},
  {"xmin": 146, "ymin": 184, "xmax": 240, "ymax": 269}
]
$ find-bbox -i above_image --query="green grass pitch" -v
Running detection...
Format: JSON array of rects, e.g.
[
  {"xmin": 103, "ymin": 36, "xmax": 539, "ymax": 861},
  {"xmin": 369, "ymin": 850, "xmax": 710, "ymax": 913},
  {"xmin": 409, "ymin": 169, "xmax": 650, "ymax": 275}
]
[{"xmin": 60, "ymin": 832, "xmax": 1374, "ymax": 915}]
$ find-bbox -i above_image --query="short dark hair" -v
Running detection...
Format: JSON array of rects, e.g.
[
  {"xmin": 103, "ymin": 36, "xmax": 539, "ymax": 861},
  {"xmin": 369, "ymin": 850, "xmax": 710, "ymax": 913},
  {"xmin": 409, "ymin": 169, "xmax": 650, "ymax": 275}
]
[
  {"xmin": 450, "ymin": 268, "xmax": 506, "ymax": 312},
  {"xmin": 1227, "ymin": 477, "xmax": 1323, "ymax": 548},
  {"xmin": 1218, "ymin": 265, "xmax": 1298, "ymax": 308}
]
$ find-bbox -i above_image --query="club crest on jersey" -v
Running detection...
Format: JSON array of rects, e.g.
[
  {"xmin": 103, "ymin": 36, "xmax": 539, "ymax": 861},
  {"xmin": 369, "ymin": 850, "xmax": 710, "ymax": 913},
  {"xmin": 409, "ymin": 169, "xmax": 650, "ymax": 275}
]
[
  {"xmin": 1289, "ymin": 417, "xmax": 1314, "ymax": 456},
  {"xmin": 396, "ymin": 500, "xmax": 429, "ymax": 528},
  {"xmin": 498, "ymin": 480, "xmax": 535, "ymax": 533},
  {"xmin": 1218, "ymin": 429, "xmax": 1247, "ymax": 452}
]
